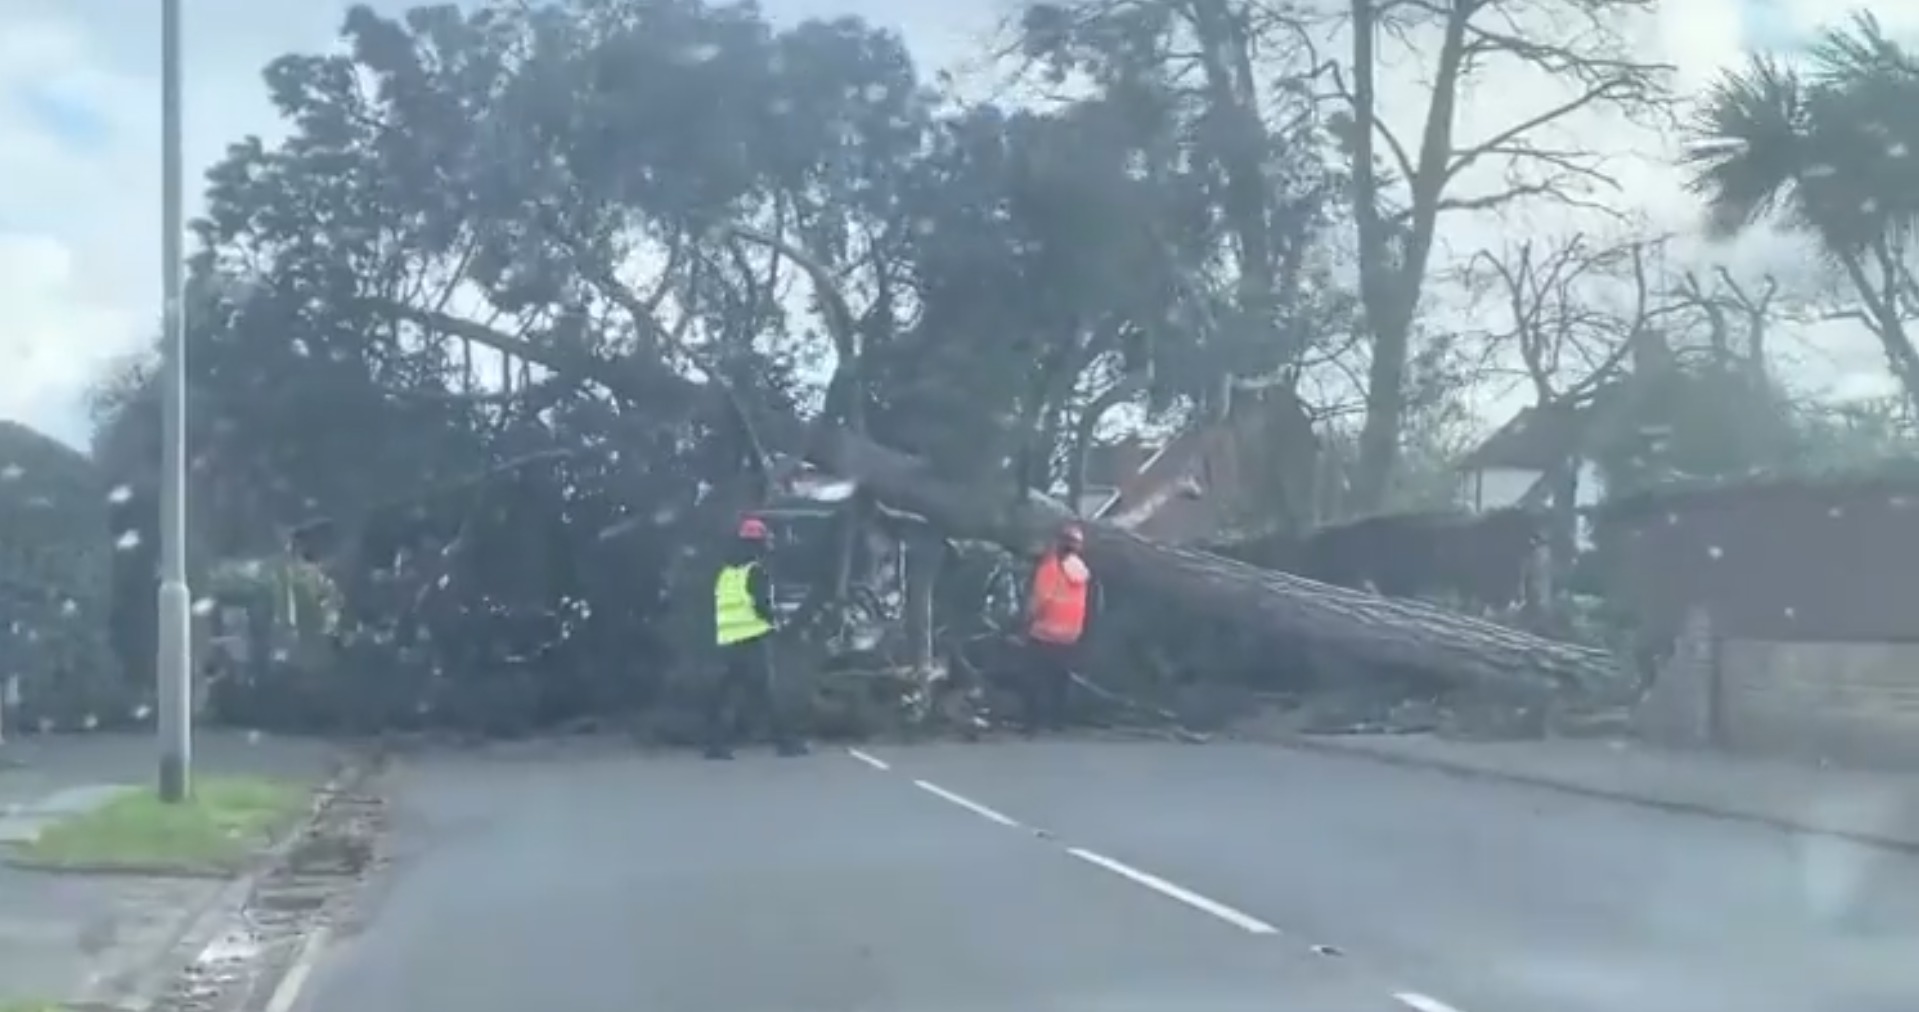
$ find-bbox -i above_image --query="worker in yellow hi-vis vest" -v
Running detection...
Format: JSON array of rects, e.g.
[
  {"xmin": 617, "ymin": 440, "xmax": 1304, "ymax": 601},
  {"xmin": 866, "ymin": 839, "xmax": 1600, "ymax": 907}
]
[{"xmin": 705, "ymin": 514, "xmax": 806, "ymax": 759}]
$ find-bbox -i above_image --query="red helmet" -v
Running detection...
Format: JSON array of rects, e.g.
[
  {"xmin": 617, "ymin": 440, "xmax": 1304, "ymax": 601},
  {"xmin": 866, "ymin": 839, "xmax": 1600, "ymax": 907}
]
[{"xmin": 737, "ymin": 515, "xmax": 770, "ymax": 540}]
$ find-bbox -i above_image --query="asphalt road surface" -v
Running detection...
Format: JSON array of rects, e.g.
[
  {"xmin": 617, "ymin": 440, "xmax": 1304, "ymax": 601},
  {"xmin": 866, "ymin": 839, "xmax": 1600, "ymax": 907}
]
[{"xmin": 296, "ymin": 739, "xmax": 1919, "ymax": 1012}]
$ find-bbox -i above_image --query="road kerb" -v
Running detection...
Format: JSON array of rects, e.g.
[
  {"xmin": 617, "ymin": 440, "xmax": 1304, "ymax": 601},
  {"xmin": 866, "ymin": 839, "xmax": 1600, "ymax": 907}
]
[
  {"xmin": 75, "ymin": 751, "xmax": 374, "ymax": 1012},
  {"xmin": 262, "ymin": 924, "xmax": 334, "ymax": 1012},
  {"xmin": 1273, "ymin": 735, "xmax": 1919, "ymax": 856}
]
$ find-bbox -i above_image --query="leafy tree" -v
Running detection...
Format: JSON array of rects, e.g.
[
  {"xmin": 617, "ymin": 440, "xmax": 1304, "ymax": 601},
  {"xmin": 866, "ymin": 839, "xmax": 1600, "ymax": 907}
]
[
  {"xmin": 0, "ymin": 421, "xmax": 123, "ymax": 728},
  {"xmin": 1685, "ymin": 11, "xmax": 1919, "ymax": 406},
  {"xmin": 1015, "ymin": 0, "xmax": 1354, "ymax": 529}
]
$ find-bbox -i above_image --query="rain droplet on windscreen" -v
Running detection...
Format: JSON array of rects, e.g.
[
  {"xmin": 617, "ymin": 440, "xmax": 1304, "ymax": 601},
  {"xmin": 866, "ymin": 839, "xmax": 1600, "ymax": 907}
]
[
  {"xmin": 108, "ymin": 484, "xmax": 133, "ymax": 503},
  {"xmin": 675, "ymin": 42, "xmax": 721, "ymax": 65}
]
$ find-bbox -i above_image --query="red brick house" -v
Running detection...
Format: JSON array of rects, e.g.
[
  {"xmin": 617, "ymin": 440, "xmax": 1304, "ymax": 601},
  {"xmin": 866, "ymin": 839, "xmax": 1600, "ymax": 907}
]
[{"xmin": 1081, "ymin": 388, "xmax": 1317, "ymax": 543}]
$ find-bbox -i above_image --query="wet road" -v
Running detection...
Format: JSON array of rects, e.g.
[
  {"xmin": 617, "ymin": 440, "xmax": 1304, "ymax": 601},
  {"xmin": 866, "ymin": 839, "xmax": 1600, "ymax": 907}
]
[{"xmin": 298, "ymin": 739, "xmax": 1919, "ymax": 1012}]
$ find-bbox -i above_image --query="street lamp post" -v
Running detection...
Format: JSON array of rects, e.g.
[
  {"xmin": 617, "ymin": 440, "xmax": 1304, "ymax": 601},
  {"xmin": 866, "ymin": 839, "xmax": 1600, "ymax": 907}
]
[{"xmin": 157, "ymin": 0, "xmax": 194, "ymax": 802}]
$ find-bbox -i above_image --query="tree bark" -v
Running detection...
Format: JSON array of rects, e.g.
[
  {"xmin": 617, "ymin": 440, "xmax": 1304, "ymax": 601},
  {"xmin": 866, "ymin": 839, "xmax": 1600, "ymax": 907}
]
[{"xmin": 807, "ymin": 427, "xmax": 1621, "ymax": 696}]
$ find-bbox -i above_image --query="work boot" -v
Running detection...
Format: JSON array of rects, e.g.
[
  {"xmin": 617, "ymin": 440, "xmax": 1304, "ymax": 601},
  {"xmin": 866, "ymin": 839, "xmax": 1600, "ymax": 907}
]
[
  {"xmin": 775, "ymin": 741, "xmax": 810, "ymax": 757},
  {"xmin": 703, "ymin": 745, "xmax": 736, "ymax": 760}
]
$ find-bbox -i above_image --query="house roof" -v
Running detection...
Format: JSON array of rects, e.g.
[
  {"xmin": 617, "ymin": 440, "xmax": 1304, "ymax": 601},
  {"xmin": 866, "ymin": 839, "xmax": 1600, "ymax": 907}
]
[
  {"xmin": 1458, "ymin": 379, "xmax": 1634, "ymax": 472},
  {"xmin": 1458, "ymin": 403, "xmax": 1585, "ymax": 471},
  {"xmin": 1093, "ymin": 424, "xmax": 1214, "ymax": 525},
  {"xmin": 1591, "ymin": 458, "xmax": 1919, "ymax": 525}
]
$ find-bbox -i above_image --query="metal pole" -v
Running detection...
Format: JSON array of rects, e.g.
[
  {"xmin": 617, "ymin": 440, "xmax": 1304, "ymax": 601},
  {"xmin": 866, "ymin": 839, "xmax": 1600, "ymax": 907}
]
[{"xmin": 157, "ymin": 0, "xmax": 193, "ymax": 802}]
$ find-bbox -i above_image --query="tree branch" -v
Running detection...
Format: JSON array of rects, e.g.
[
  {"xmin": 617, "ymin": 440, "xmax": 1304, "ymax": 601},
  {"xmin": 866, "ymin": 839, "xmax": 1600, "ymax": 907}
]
[{"xmin": 1444, "ymin": 80, "xmax": 1637, "ymax": 185}]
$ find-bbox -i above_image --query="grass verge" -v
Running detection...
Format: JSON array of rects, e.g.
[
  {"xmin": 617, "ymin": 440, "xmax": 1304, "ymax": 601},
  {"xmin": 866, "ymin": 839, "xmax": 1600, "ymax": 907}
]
[
  {"xmin": 14, "ymin": 777, "xmax": 310, "ymax": 875},
  {"xmin": 0, "ymin": 1001, "xmax": 67, "ymax": 1012}
]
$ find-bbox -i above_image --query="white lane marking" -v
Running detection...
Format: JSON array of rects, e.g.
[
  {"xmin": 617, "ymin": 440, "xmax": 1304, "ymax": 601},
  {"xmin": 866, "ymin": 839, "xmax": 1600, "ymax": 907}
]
[
  {"xmin": 1394, "ymin": 992, "xmax": 1465, "ymax": 1012},
  {"xmin": 913, "ymin": 779, "xmax": 1022, "ymax": 827},
  {"xmin": 1065, "ymin": 847, "xmax": 1278, "ymax": 935},
  {"xmin": 263, "ymin": 924, "xmax": 333, "ymax": 1012},
  {"xmin": 846, "ymin": 748, "xmax": 890, "ymax": 771}
]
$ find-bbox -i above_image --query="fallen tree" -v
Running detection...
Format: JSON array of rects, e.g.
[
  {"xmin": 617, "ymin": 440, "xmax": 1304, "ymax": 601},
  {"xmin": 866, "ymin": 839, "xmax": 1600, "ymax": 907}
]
[
  {"xmin": 808, "ymin": 428, "xmax": 1620, "ymax": 695},
  {"xmin": 93, "ymin": 0, "xmax": 1631, "ymax": 739},
  {"xmin": 722, "ymin": 225, "xmax": 1620, "ymax": 697},
  {"xmin": 379, "ymin": 288, "xmax": 1625, "ymax": 699}
]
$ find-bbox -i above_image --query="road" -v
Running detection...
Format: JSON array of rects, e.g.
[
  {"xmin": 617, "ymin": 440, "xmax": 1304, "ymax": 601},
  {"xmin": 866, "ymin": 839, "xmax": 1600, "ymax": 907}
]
[{"xmin": 295, "ymin": 739, "xmax": 1919, "ymax": 1012}]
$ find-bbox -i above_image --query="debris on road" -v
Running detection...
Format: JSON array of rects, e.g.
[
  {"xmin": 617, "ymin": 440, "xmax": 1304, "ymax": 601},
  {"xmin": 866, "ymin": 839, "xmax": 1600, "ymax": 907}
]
[{"xmin": 144, "ymin": 764, "xmax": 389, "ymax": 1012}]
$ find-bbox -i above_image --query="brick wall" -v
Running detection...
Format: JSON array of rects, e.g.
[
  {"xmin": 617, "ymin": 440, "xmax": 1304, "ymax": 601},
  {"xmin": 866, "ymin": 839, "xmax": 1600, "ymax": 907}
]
[
  {"xmin": 1632, "ymin": 607, "xmax": 1716, "ymax": 749},
  {"xmin": 1718, "ymin": 638, "xmax": 1919, "ymax": 770}
]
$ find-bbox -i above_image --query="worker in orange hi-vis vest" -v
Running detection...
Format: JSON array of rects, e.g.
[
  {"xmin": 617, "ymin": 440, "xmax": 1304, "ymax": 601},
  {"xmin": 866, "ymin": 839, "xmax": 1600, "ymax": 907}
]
[{"xmin": 1020, "ymin": 521, "xmax": 1094, "ymax": 733}]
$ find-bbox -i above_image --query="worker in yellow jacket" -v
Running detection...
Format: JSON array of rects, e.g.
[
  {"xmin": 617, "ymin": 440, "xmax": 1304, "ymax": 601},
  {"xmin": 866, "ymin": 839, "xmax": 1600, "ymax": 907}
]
[{"xmin": 706, "ymin": 515, "xmax": 805, "ymax": 759}]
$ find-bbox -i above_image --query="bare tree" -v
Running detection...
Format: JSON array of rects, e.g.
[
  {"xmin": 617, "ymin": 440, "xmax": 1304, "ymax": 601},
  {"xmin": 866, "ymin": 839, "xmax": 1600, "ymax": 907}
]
[
  {"xmin": 1461, "ymin": 230, "xmax": 1666, "ymax": 602},
  {"xmin": 1671, "ymin": 267, "xmax": 1778, "ymax": 386},
  {"xmin": 1467, "ymin": 233, "xmax": 1649, "ymax": 409},
  {"xmin": 1336, "ymin": 0, "xmax": 1674, "ymax": 511}
]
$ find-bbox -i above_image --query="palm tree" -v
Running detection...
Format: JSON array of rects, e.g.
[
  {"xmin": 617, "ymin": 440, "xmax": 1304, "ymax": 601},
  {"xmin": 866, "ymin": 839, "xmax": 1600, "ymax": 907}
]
[{"xmin": 1682, "ymin": 12, "xmax": 1919, "ymax": 403}]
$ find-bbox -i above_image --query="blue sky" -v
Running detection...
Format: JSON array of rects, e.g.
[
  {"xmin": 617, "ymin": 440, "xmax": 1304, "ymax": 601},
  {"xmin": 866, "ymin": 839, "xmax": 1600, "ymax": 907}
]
[{"xmin": 11, "ymin": 81, "xmax": 110, "ymax": 152}]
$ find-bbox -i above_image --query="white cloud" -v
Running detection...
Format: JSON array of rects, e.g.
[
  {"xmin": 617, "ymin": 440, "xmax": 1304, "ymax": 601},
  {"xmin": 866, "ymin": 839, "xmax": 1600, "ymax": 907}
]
[
  {"xmin": 0, "ymin": 0, "xmax": 1899, "ymax": 449},
  {"xmin": 0, "ymin": 16, "xmax": 150, "ymax": 445}
]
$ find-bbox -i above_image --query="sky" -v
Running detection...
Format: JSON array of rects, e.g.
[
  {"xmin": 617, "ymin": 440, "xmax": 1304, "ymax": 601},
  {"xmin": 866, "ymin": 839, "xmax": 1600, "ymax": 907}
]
[{"xmin": 0, "ymin": 0, "xmax": 1908, "ymax": 450}]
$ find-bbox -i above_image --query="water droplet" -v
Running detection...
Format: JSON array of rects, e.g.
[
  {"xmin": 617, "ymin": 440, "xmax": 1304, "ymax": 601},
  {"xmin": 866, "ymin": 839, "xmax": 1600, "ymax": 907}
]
[
  {"xmin": 116, "ymin": 530, "xmax": 142, "ymax": 550},
  {"xmin": 108, "ymin": 484, "xmax": 133, "ymax": 503}
]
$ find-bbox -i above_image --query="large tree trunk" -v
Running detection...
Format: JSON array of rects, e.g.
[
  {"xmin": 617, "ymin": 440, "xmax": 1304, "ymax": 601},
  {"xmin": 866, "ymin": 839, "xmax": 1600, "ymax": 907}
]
[{"xmin": 808, "ymin": 428, "xmax": 1621, "ymax": 697}]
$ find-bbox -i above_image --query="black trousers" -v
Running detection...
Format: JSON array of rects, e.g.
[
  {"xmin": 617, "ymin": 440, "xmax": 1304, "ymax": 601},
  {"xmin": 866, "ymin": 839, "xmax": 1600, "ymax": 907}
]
[
  {"xmin": 704, "ymin": 636, "xmax": 795, "ymax": 751},
  {"xmin": 1021, "ymin": 637, "xmax": 1075, "ymax": 731}
]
